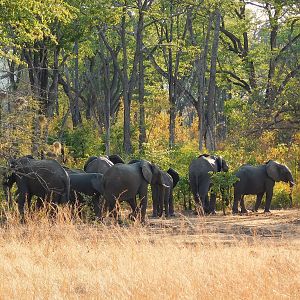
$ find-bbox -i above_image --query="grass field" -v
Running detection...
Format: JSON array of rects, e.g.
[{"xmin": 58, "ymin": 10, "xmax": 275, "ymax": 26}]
[{"xmin": 0, "ymin": 208, "xmax": 299, "ymax": 299}]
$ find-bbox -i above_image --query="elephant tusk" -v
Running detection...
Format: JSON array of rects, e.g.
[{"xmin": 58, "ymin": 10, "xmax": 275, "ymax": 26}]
[
  {"xmin": 289, "ymin": 181, "xmax": 295, "ymax": 187},
  {"xmin": 162, "ymin": 184, "xmax": 170, "ymax": 188}
]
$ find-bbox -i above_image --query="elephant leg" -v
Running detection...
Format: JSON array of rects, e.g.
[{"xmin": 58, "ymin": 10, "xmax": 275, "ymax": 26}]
[
  {"xmin": 127, "ymin": 197, "xmax": 139, "ymax": 220},
  {"xmin": 195, "ymin": 194, "xmax": 206, "ymax": 216},
  {"xmin": 164, "ymin": 189, "xmax": 169, "ymax": 217},
  {"xmin": 139, "ymin": 193, "xmax": 148, "ymax": 224},
  {"xmin": 168, "ymin": 192, "xmax": 175, "ymax": 217},
  {"xmin": 264, "ymin": 189, "xmax": 273, "ymax": 213},
  {"xmin": 152, "ymin": 185, "xmax": 159, "ymax": 217},
  {"xmin": 253, "ymin": 193, "xmax": 264, "ymax": 212},
  {"xmin": 232, "ymin": 191, "xmax": 241, "ymax": 214},
  {"xmin": 108, "ymin": 199, "xmax": 119, "ymax": 221},
  {"xmin": 92, "ymin": 194, "xmax": 102, "ymax": 219},
  {"xmin": 17, "ymin": 192, "xmax": 28, "ymax": 223},
  {"xmin": 203, "ymin": 194, "xmax": 210, "ymax": 214},
  {"xmin": 240, "ymin": 195, "xmax": 248, "ymax": 213},
  {"xmin": 35, "ymin": 197, "xmax": 44, "ymax": 210},
  {"xmin": 209, "ymin": 193, "xmax": 216, "ymax": 214}
]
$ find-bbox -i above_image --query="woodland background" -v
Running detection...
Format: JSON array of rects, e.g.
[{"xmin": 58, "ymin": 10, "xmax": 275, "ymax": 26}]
[{"xmin": 0, "ymin": 0, "xmax": 299, "ymax": 210}]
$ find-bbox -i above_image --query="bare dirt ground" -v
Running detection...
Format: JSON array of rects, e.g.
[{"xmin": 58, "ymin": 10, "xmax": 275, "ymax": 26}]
[{"xmin": 145, "ymin": 209, "xmax": 300, "ymax": 245}]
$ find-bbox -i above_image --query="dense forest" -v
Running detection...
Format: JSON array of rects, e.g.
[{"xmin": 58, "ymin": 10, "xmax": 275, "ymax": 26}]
[{"xmin": 0, "ymin": 0, "xmax": 299, "ymax": 208}]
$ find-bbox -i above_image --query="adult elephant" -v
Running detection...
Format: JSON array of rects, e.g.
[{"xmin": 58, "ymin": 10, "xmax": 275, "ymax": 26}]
[
  {"xmin": 232, "ymin": 160, "xmax": 295, "ymax": 214},
  {"xmin": 152, "ymin": 168, "xmax": 180, "ymax": 218},
  {"xmin": 84, "ymin": 156, "xmax": 113, "ymax": 174},
  {"xmin": 102, "ymin": 160, "xmax": 166, "ymax": 223},
  {"xmin": 7, "ymin": 156, "xmax": 70, "ymax": 220},
  {"xmin": 68, "ymin": 173, "xmax": 104, "ymax": 218},
  {"xmin": 189, "ymin": 154, "xmax": 229, "ymax": 214}
]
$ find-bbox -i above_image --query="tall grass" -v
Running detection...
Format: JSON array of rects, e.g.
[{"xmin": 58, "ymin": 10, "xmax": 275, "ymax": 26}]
[{"xmin": 0, "ymin": 205, "xmax": 299, "ymax": 299}]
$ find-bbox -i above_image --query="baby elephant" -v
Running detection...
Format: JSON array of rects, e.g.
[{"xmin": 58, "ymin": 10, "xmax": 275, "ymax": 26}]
[
  {"xmin": 152, "ymin": 168, "xmax": 179, "ymax": 218},
  {"xmin": 69, "ymin": 173, "xmax": 104, "ymax": 218},
  {"xmin": 233, "ymin": 160, "xmax": 294, "ymax": 214}
]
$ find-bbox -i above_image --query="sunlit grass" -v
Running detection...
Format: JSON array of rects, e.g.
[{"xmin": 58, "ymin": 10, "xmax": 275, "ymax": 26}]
[{"xmin": 0, "ymin": 205, "xmax": 299, "ymax": 299}]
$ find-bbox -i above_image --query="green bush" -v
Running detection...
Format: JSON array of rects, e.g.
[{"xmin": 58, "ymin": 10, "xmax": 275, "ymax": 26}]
[
  {"xmin": 210, "ymin": 171, "xmax": 240, "ymax": 214},
  {"xmin": 271, "ymin": 189, "xmax": 293, "ymax": 209}
]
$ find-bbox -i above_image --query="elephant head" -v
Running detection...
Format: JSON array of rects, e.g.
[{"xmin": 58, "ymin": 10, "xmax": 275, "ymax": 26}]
[
  {"xmin": 140, "ymin": 160, "xmax": 165, "ymax": 186},
  {"xmin": 2, "ymin": 171, "xmax": 15, "ymax": 207},
  {"xmin": 266, "ymin": 160, "xmax": 295, "ymax": 187}
]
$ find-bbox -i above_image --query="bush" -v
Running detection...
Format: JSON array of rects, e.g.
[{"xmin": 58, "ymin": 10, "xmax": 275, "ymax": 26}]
[{"xmin": 210, "ymin": 171, "xmax": 240, "ymax": 214}]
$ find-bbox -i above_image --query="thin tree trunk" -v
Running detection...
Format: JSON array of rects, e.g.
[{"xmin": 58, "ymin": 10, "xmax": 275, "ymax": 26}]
[
  {"xmin": 198, "ymin": 14, "xmax": 213, "ymax": 151},
  {"xmin": 168, "ymin": 1, "xmax": 175, "ymax": 148},
  {"xmin": 206, "ymin": 9, "xmax": 221, "ymax": 151},
  {"xmin": 47, "ymin": 46, "xmax": 59, "ymax": 118},
  {"xmin": 104, "ymin": 59, "xmax": 111, "ymax": 155},
  {"xmin": 121, "ymin": 7, "xmax": 133, "ymax": 154},
  {"xmin": 73, "ymin": 40, "xmax": 82, "ymax": 127},
  {"xmin": 39, "ymin": 43, "xmax": 48, "ymax": 113},
  {"xmin": 265, "ymin": 4, "xmax": 280, "ymax": 104},
  {"xmin": 138, "ymin": 2, "xmax": 146, "ymax": 152}
]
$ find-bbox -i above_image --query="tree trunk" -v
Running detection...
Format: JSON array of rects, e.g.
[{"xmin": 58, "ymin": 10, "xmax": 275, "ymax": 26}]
[
  {"xmin": 103, "ymin": 59, "xmax": 111, "ymax": 156},
  {"xmin": 121, "ymin": 7, "xmax": 133, "ymax": 154},
  {"xmin": 206, "ymin": 9, "xmax": 221, "ymax": 151},
  {"xmin": 197, "ymin": 15, "xmax": 213, "ymax": 151},
  {"xmin": 265, "ymin": 4, "xmax": 280, "ymax": 104},
  {"xmin": 47, "ymin": 46, "xmax": 59, "ymax": 118},
  {"xmin": 168, "ymin": 0, "xmax": 175, "ymax": 149},
  {"xmin": 72, "ymin": 40, "xmax": 82, "ymax": 127},
  {"xmin": 138, "ymin": 3, "xmax": 146, "ymax": 153}
]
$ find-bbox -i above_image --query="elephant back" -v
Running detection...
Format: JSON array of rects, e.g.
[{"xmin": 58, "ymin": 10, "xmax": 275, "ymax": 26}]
[
  {"xmin": 189, "ymin": 155, "xmax": 216, "ymax": 174},
  {"xmin": 83, "ymin": 156, "xmax": 98, "ymax": 171},
  {"xmin": 11, "ymin": 157, "xmax": 70, "ymax": 201},
  {"xmin": 84, "ymin": 156, "xmax": 113, "ymax": 173}
]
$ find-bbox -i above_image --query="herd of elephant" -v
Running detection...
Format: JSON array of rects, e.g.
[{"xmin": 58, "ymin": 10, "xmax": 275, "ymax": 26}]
[{"xmin": 2, "ymin": 153, "xmax": 295, "ymax": 223}]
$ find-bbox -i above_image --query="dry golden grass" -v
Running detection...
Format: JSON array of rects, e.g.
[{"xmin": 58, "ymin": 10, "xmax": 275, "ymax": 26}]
[{"xmin": 0, "ymin": 206, "xmax": 299, "ymax": 299}]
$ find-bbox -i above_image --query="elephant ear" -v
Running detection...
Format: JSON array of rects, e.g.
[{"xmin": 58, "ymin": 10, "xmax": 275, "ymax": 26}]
[
  {"xmin": 167, "ymin": 168, "xmax": 180, "ymax": 188},
  {"xmin": 215, "ymin": 156, "xmax": 223, "ymax": 172},
  {"xmin": 215, "ymin": 156, "xmax": 229, "ymax": 172},
  {"xmin": 141, "ymin": 161, "xmax": 153, "ymax": 184},
  {"xmin": 83, "ymin": 156, "xmax": 98, "ymax": 171},
  {"xmin": 266, "ymin": 160, "xmax": 281, "ymax": 182},
  {"xmin": 108, "ymin": 154, "xmax": 125, "ymax": 164}
]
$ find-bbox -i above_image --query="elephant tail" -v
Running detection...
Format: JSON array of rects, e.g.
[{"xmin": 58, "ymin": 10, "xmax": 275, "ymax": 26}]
[{"xmin": 190, "ymin": 174, "xmax": 200, "ymax": 199}]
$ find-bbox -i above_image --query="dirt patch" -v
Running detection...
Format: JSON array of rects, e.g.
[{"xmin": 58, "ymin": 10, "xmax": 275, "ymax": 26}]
[{"xmin": 146, "ymin": 209, "xmax": 300, "ymax": 244}]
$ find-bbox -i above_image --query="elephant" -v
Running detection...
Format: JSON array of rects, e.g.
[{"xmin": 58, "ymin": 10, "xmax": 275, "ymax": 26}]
[
  {"xmin": 6, "ymin": 156, "xmax": 70, "ymax": 220},
  {"xmin": 101, "ymin": 160, "xmax": 166, "ymax": 223},
  {"xmin": 84, "ymin": 156, "xmax": 113, "ymax": 174},
  {"xmin": 152, "ymin": 168, "xmax": 180, "ymax": 218},
  {"xmin": 189, "ymin": 154, "xmax": 229, "ymax": 214},
  {"xmin": 232, "ymin": 160, "xmax": 295, "ymax": 214},
  {"xmin": 68, "ymin": 173, "xmax": 104, "ymax": 218}
]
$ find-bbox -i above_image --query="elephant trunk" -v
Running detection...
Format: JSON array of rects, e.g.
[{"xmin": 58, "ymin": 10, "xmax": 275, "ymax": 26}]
[
  {"xmin": 3, "ymin": 185, "xmax": 12, "ymax": 207},
  {"xmin": 287, "ymin": 172, "xmax": 295, "ymax": 187}
]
